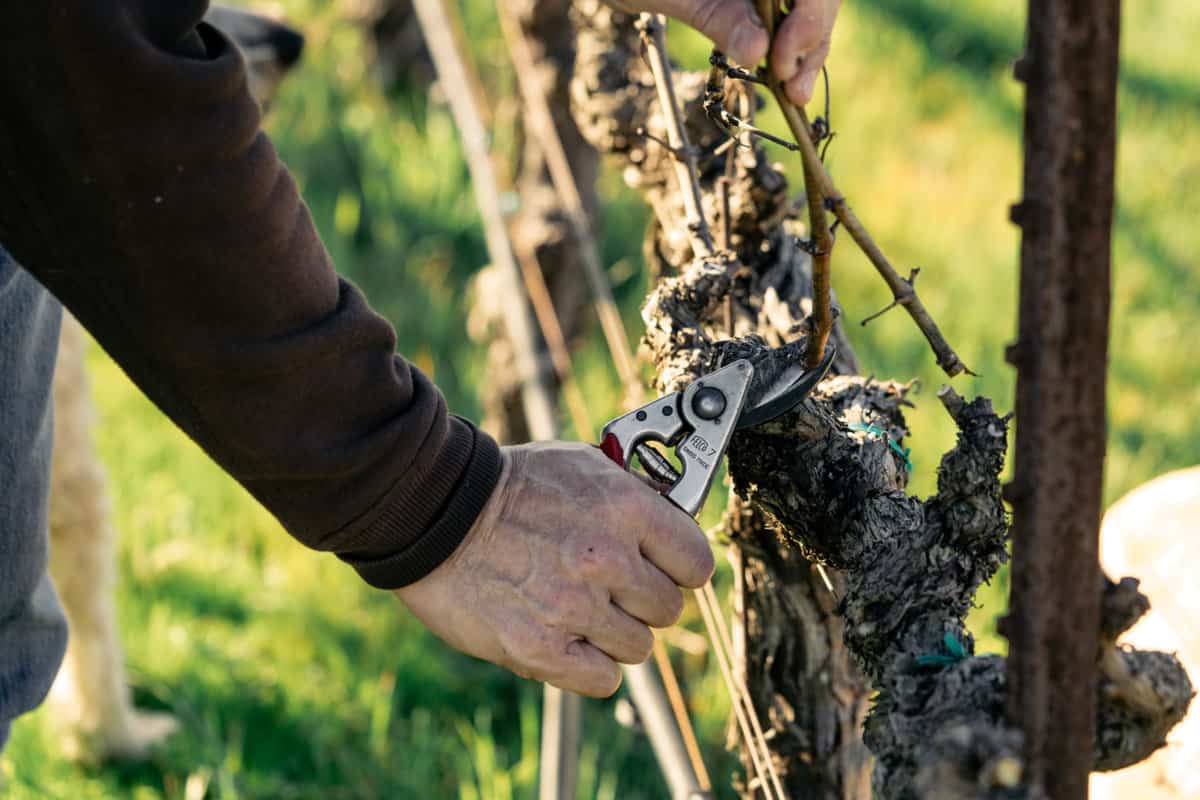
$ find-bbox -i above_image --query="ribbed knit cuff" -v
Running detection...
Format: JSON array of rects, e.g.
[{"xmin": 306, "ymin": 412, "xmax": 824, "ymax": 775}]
[{"xmin": 342, "ymin": 420, "xmax": 502, "ymax": 589}]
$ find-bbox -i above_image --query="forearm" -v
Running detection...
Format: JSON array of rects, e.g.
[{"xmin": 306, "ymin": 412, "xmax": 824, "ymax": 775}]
[{"xmin": 0, "ymin": 0, "xmax": 499, "ymax": 588}]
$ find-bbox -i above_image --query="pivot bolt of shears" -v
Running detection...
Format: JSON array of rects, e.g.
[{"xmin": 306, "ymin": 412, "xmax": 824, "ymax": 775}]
[{"xmin": 691, "ymin": 386, "xmax": 727, "ymax": 420}]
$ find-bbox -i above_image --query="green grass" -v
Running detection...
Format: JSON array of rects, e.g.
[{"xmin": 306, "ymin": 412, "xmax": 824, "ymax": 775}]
[{"xmin": 4, "ymin": 0, "xmax": 1198, "ymax": 796}]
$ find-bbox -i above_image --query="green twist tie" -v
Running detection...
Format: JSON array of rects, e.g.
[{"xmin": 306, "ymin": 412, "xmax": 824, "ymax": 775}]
[
  {"xmin": 916, "ymin": 632, "xmax": 968, "ymax": 668},
  {"xmin": 848, "ymin": 422, "xmax": 913, "ymax": 472}
]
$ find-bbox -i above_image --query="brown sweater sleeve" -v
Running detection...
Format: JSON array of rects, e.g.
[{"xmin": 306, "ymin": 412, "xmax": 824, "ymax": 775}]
[{"xmin": 0, "ymin": 0, "xmax": 501, "ymax": 588}]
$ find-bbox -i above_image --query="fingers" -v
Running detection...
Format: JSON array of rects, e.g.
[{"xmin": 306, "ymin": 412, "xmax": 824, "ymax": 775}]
[
  {"xmin": 512, "ymin": 593, "xmax": 651, "ymax": 694},
  {"xmin": 635, "ymin": 497, "xmax": 715, "ymax": 589},
  {"xmin": 405, "ymin": 439, "xmax": 711, "ymax": 701},
  {"xmin": 495, "ymin": 614, "xmax": 624, "ymax": 697},
  {"xmin": 549, "ymin": 639, "xmax": 624, "ymax": 698},
  {"xmin": 771, "ymin": 0, "xmax": 840, "ymax": 105},
  {"xmin": 550, "ymin": 606, "xmax": 657, "ymax": 695},
  {"xmin": 782, "ymin": 39, "xmax": 831, "ymax": 105},
  {"xmin": 611, "ymin": 560, "xmax": 685, "ymax": 628},
  {"xmin": 651, "ymin": 0, "xmax": 768, "ymax": 66},
  {"xmin": 621, "ymin": 0, "xmax": 839, "ymax": 103},
  {"xmin": 585, "ymin": 446, "xmax": 714, "ymax": 588},
  {"xmin": 562, "ymin": 521, "xmax": 684, "ymax": 627},
  {"xmin": 584, "ymin": 602, "xmax": 656, "ymax": 665}
]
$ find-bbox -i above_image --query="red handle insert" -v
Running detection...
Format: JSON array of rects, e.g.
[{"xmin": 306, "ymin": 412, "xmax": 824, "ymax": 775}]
[{"xmin": 600, "ymin": 432, "xmax": 625, "ymax": 468}]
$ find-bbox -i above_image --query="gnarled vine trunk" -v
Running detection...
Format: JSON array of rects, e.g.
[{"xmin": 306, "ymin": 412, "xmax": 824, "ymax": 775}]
[
  {"xmin": 571, "ymin": 5, "xmax": 873, "ymax": 796},
  {"xmin": 569, "ymin": 6, "xmax": 1191, "ymax": 798}
]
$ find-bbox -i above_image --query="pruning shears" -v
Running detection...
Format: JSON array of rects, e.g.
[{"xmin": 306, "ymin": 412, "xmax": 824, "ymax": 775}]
[{"xmin": 600, "ymin": 345, "xmax": 837, "ymax": 516}]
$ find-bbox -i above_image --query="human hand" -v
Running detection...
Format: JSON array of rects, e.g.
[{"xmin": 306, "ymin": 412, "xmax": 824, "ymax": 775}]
[
  {"xmin": 612, "ymin": 0, "xmax": 840, "ymax": 105},
  {"xmin": 393, "ymin": 442, "xmax": 714, "ymax": 697}
]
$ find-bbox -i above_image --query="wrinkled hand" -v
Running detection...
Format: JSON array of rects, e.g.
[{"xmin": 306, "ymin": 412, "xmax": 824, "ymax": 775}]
[
  {"xmin": 614, "ymin": 0, "xmax": 840, "ymax": 105},
  {"xmin": 394, "ymin": 442, "xmax": 714, "ymax": 697}
]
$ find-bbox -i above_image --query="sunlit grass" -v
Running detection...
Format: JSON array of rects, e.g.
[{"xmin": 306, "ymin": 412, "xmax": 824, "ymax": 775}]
[{"xmin": 4, "ymin": 0, "xmax": 1196, "ymax": 796}]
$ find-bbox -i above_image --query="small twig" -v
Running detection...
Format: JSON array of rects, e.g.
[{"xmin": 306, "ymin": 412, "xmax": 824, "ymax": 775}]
[
  {"xmin": 812, "ymin": 65, "xmax": 835, "ymax": 162},
  {"xmin": 704, "ymin": 62, "xmax": 800, "ymax": 153},
  {"xmin": 732, "ymin": 120, "xmax": 801, "ymax": 152},
  {"xmin": 720, "ymin": 136, "xmax": 736, "ymax": 333},
  {"xmin": 737, "ymin": 122, "xmax": 799, "ymax": 151},
  {"xmin": 780, "ymin": 102, "xmax": 970, "ymax": 377},
  {"xmin": 651, "ymin": 638, "xmax": 714, "ymax": 791},
  {"xmin": 709, "ymin": 50, "xmax": 767, "ymax": 85},
  {"xmin": 753, "ymin": 0, "xmax": 969, "ymax": 377},
  {"xmin": 637, "ymin": 14, "xmax": 715, "ymax": 257},
  {"xmin": 719, "ymin": 176, "xmax": 733, "ymax": 252},
  {"xmin": 710, "ymin": 136, "xmax": 739, "ymax": 158},
  {"xmin": 635, "ymin": 126, "xmax": 673, "ymax": 152},
  {"xmin": 860, "ymin": 268, "xmax": 920, "ymax": 326},
  {"xmin": 819, "ymin": 131, "xmax": 837, "ymax": 163}
]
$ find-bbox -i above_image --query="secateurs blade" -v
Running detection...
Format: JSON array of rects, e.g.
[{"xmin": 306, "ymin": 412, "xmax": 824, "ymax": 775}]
[{"xmin": 600, "ymin": 345, "xmax": 836, "ymax": 516}]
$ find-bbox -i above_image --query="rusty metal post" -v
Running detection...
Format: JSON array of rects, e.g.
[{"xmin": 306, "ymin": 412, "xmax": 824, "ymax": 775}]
[{"xmin": 1005, "ymin": 1, "xmax": 1122, "ymax": 798}]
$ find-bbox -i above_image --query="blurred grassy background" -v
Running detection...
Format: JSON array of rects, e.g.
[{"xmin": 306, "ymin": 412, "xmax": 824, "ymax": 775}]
[{"xmin": 3, "ymin": 0, "xmax": 1197, "ymax": 797}]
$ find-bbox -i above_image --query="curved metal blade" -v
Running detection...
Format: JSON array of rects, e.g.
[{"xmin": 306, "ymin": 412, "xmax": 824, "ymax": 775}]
[{"xmin": 735, "ymin": 344, "xmax": 837, "ymax": 430}]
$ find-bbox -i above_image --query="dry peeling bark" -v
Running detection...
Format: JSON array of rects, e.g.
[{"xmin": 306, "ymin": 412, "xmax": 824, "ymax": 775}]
[
  {"xmin": 726, "ymin": 496, "xmax": 873, "ymax": 800},
  {"xmin": 570, "ymin": 6, "xmax": 1191, "ymax": 798}
]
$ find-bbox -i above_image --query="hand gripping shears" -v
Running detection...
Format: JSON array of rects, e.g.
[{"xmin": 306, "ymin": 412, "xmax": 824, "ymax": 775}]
[{"xmin": 600, "ymin": 345, "xmax": 837, "ymax": 516}]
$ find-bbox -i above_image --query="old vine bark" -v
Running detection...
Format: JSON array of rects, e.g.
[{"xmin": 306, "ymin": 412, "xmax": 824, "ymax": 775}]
[
  {"xmin": 573, "ymin": 6, "xmax": 871, "ymax": 796},
  {"xmin": 570, "ymin": 6, "xmax": 1192, "ymax": 798}
]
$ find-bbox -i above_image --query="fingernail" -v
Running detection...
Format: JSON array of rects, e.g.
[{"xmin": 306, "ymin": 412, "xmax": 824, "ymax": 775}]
[
  {"xmin": 797, "ymin": 70, "xmax": 818, "ymax": 103},
  {"xmin": 729, "ymin": 19, "xmax": 766, "ymax": 66},
  {"xmin": 778, "ymin": 49, "xmax": 808, "ymax": 83}
]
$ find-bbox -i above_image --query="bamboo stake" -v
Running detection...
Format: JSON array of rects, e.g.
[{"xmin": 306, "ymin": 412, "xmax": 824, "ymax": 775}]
[
  {"xmin": 411, "ymin": 0, "xmax": 558, "ymax": 441},
  {"xmin": 498, "ymin": 8, "xmax": 644, "ymax": 402},
  {"xmin": 638, "ymin": 14, "xmax": 716, "ymax": 258},
  {"xmin": 511, "ymin": 235, "xmax": 596, "ymax": 440}
]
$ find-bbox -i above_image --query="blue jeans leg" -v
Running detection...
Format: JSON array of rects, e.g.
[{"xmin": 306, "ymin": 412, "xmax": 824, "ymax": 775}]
[{"xmin": 0, "ymin": 247, "xmax": 68, "ymax": 751}]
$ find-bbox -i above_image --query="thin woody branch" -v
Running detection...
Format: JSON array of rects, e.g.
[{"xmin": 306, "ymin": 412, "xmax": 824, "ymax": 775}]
[
  {"xmin": 860, "ymin": 268, "xmax": 920, "ymax": 325},
  {"xmin": 749, "ymin": 0, "xmax": 968, "ymax": 377},
  {"xmin": 751, "ymin": 0, "xmax": 831, "ymax": 373},
  {"xmin": 778, "ymin": 100, "xmax": 971, "ymax": 377},
  {"xmin": 800, "ymin": 146, "xmax": 834, "ymax": 369}
]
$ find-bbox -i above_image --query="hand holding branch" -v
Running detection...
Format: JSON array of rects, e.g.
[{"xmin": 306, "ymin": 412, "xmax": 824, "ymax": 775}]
[{"xmin": 610, "ymin": 0, "xmax": 840, "ymax": 105}]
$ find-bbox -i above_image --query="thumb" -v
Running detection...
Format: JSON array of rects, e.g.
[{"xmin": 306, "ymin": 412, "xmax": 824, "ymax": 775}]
[{"xmin": 648, "ymin": 0, "xmax": 768, "ymax": 66}]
